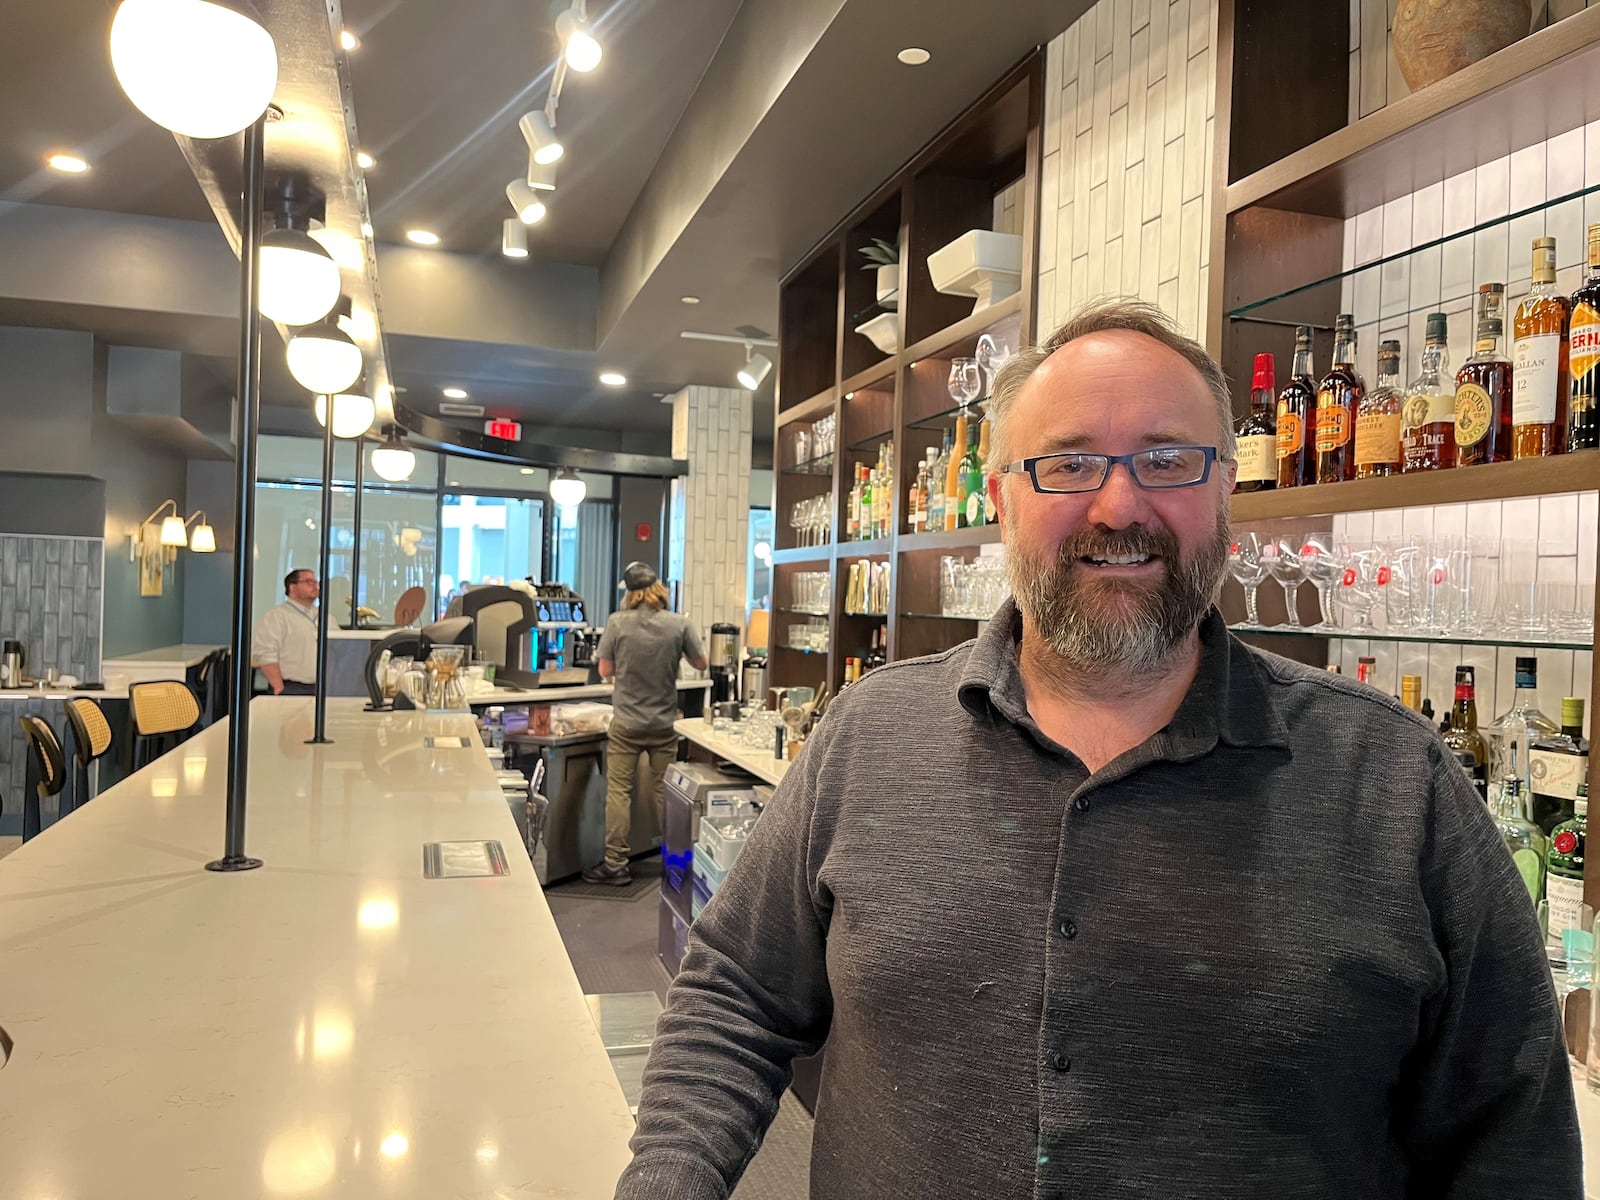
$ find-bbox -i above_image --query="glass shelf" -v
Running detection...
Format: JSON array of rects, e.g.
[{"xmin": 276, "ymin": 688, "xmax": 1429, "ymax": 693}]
[
  {"xmin": 850, "ymin": 291, "xmax": 899, "ymax": 328},
  {"xmin": 908, "ymin": 400, "xmax": 987, "ymax": 430},
  {"xmin": 778, "ymin": 607, "xmax": 830, "ymax": 617},
  {"xmin": 1230, "ymin": 623, "xmax": 1592, "ymax": 651},
  {"xmin": 902, "ymin": 611, "xmax": 982, "ymax": 621},
  {"xmin": 842, "ymin": 610, "xmax": 889, "ymax": 618},
  {"xmin": 847, "ymin": 429, "xmax": 895, "ymax": 453},
  {"xmin": 781, "ymin": 451, "xmax": 835, "ymax": 477},
  {"xmin": 1226, "ymin": 180, "xmax": 1600, "ymax": 329},
  {"xmin": 777, "ymin": 644, "xmax": 829, "ymax": 655}
]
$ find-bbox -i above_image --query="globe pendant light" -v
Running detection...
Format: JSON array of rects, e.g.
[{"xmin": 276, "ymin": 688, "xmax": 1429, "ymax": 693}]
[
  {"xmin": 287, "ymin": 309, "xmax": 362, "ymax": 395},
  {"xmin": 259, "ymin": 227, "xmax": 340, "ymax": 325},
  {"xmin": 110, "ymin": 0, "xmax": 279, "ymax": 139},
  {"xmin": 370, "ymin": 428, "xmax": 416, "ymax": 482},
  {"xmin": 550, "ymin": 466, "xmax": 586, "ymax": 508},
  {"xmin": 315, "ymin": 390, "xmax": 376, "ymax": 439}
]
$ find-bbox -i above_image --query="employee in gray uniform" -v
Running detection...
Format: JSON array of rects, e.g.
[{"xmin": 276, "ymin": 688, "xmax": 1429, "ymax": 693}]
[{"xmin": 585, "ymin": 561, "xmax": 707, "ymax": 886}]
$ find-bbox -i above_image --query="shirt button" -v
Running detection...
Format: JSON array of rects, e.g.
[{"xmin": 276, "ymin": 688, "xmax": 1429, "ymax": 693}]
[
  {"xmin": 1073, "ymin": 796, "xmax": 1090, "ymax": 812},
  {"xmin": 1047, "ymin": 1050, "xmax": 1071, "ymax": 1072},
  {"xmin": 1059, "ymin": 919, "xmax": 1078, "ymax": 940}
]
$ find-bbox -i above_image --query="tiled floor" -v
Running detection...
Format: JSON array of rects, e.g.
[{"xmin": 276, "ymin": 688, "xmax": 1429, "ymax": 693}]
[{"xmin": 546, "ymin": 862, "xmax": 814, "ymax": 1200}]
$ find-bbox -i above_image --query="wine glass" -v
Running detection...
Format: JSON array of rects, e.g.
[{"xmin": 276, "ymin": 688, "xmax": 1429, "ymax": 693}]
[
  {"xmin": 975, "ymin": 334, "xmax": 1014, "ymax": 394},
  {"xmin": 1299, "ymin": 532, "xmax": 1343, "ymax": 631},
  {"xmin": 1226, "ymin": 533, "xmax": 1268, "ymax": 627},
  {"xmin": 1263, "ymin": 536, "xmax": 1307, "ymax": 628},
  {"xmin": 1337, "ymin": 543, "xmax": 1381, "ymax": 632},
  {"xmin": 948, "ymin": 357, "xmax": 981, "ymax": 410}
]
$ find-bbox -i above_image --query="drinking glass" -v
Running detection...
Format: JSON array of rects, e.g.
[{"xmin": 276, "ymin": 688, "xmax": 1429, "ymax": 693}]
[
  {"xmin": 947, "ymin": 358, "xmax": 982, "ymax": 409},
  {"xmin": 793, "ymin": 426, "xmax": 812, "ymax": 469},
  {"xmin": 1413, "ymin": 537, "xmax": 1457, "ymax": 637},
  {"xmin": 1299, "ymin": 532, "xmax": 1343, "ymax": 631},
  {"xmin": 790, "ymin": 501, "xmax": 805, "ymax": 548},
  {"xmin": 1447, "ymin": 537, "xmax": 1500, "ymax": 636},
  {"xmin": 1337, "ymin": 543, "xmax": 1381, "ymax": 632},
  {"xmin": 1378, "ymin": 539, "xmax": 1420, "ymax": 634},
  {"xmin": 1226, "ymin": 533, "xmax": 1268, "ymax": 627},
  {"xmin": 1499, "ymin": 538, "xmax": 1544, "ymax": 635},
  {"xmin": 1263, "ymin": 536, "xmax": 1307, "ymax": 628}
]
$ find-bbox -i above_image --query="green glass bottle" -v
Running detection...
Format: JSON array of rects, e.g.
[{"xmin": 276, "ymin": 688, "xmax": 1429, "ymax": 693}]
[
  {"xmin": 1547, "ymin": 795, "xmax": 1588, "ymax": 967},
  {"xmin": 961, "ymin": 418, "xmax": 986, "ymax": 528},
  {"xmin": 1494, "ymin": 749, "xmax": 1547, "ymax": 905}
]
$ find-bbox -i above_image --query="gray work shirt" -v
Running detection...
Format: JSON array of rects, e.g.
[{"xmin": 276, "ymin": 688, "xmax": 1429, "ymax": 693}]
[
  {"xmin": 597, "ymin": 606, "xmax": 702, "ymax": 736},
  {"xmin": 616, "ymin": 601, "xmax": 1580, "ymax": 1199}
]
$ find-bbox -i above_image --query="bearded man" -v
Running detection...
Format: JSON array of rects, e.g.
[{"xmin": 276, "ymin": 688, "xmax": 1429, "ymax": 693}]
[{"xmin": 614, "ymin": 300, "xmax": 1580, "ymax": 1200}]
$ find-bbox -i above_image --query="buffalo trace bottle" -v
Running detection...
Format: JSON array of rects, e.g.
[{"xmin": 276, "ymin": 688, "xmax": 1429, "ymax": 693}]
[
  {"xmin": 1401, "ymin": 312, "xmax": 1455, "ymax": 472},
  {"xmin": 1512, "ymin": 236, "xmax": 1570, "ymax": 458},
  {"xmin": 1568, "ymin": 223, "xmax": 1600, "ymax": 451},
  {"xmin": 1234, "ymin": 352, "xmax": 1277, "ymax": 493},
  {"xmin": 1315, "ymin": 314, "xmax": 1363, "ymax": 484},
  {"xmin": 1275, "ymin": 326, "xmax": 1318, "ymax": 488},
  {"xmin": 1354, "ymin": 340, "xmax": 1403, "ymax": 478},
  {"xmin": 1455, "ymin": 284, "xmax": 1514, "ymax": 467}
]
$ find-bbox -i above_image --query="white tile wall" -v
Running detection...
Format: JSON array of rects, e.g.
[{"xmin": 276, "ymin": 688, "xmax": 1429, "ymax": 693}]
[
  {"xmin": 667, "ymin": 385, "xmax": 753, "ymax": 665},
  {"xmin": 1038, "ymin": 0, "xmax": 1216, "ymax": 341}
]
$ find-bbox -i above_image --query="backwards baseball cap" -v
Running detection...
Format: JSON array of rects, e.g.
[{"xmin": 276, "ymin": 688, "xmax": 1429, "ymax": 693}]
[{"xmin": 619, "ymin": 561, "xmax": 659, "ymax": 591}]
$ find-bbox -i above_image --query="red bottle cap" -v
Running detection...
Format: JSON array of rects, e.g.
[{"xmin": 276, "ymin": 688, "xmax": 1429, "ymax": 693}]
[{"xmin": 1251, "ymin": 353, "xmax": 1275, "ymax": 392}]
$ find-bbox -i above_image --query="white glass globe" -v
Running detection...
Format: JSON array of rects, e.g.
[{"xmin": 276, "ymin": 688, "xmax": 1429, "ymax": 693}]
[
  {"xmin": 550, "ymin": 468, "xmax": 586, "ymax": 507},
  {"xmin": 370, "ymin": 444, "xmax": 416, "ymax": 482},
  {"xmin": 287, "ymin": 324, "xmax": 362, "ymax": 395},
  {"xmin": 110, "ymin": 0, "xmax": 279, "ymax": 139},
  {"xmin": 259, "ymin": 229, "xmax": 341, "ymax": 325},
  {"xmin": 315, "ymin": 392, "xmax": 376, "ymax": 439}
]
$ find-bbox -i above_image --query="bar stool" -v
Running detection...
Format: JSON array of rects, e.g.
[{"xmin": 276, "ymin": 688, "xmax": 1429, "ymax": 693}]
[
  {"xmin": 127, "ymin": 680, "xmax": 201, "ymax": 771},
  {"xmin": 195, "ymin": 649, "xmax": 229, "ymax": 727},
  {"xmin": 18, "ymin": 715, "xmax": 66, "ymax": 842},
  {"xmin": 64, "ymin": 697, "xmax": 114, "ymax": 811}
]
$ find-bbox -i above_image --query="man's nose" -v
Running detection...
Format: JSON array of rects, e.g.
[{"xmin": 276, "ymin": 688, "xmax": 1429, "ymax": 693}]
[{"xmin": 1083, "ymin": 460, "xmax": 1152, "ymax": 529}]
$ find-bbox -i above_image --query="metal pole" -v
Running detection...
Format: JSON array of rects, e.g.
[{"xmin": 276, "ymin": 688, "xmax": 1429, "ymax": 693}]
[
  {"xmin": 308, "ymin": 405, "xmax": 334, "ymax": 744},
  {"xmin": 208, "ymin": 115, "xmax": 267, "ymax": 873},
  {"xmin": 349, "ymin": 437, "xmax": 365, "ymax": 628}
]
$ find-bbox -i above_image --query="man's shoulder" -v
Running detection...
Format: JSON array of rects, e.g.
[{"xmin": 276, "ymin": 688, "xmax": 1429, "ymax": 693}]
[
  {"xmin": 1235, "ymin": 638, "xmax": 1443, "ymax": 742},
  {"xmin": 820, "ymin": 640, "xmax": 976, "ymax": 726}
]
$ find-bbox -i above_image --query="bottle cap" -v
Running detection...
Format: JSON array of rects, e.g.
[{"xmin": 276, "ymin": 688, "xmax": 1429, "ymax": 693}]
[
  {"xmin": 1377, "ymin": 340, "xmax": 1401, "ymax": 371},
  {"xmin": 1516, "ymin": 655, "xmax": 1538, "ymax": 672},
  {"xmin": 1359, "ymin": 655, "xmax": 1376, "ymax": 664},
  {"xmin": 1250, "ymin": 352, "xmax": 1275, "ymax": 392},
  {"xmin": 1425, "ymin": 312, "xmax": 1448, "ymax": 341},
  {"xmin": 1294, "ymin": 324, "xmax": 1313, "ymax": 344},
  {"xmin": 1335, "ymin": 313, "xmax": 1354, "ymax": 330},
  {"xmin": 1562, "ymin": 696, "xmax": 1585, "ymax": 727},
  {"xmin": 1456, "ymin": 664, "xmax": 1475, "ymax": 682},
  {"xmin": 1532, "ymin": 237, "xmax": 1558, "ymax": 283},
  {"xmin": 1576, "ymin": 796, "xmax": 1589, "ymax": 816}
]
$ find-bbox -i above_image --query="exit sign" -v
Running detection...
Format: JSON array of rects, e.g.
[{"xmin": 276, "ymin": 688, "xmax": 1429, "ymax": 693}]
[{"xmin": 485, "ymin": 418, "xmax": 521, "ymax": 441}]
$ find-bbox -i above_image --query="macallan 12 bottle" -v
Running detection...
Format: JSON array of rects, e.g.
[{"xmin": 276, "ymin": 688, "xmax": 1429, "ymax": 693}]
[
  {"xmin": 1275, "ymin": 326, "xmax": 1317, "ymax": 488},
  {"xmin": 1315, "ymin": 314, "xmax": 1363, "ymax": 484},
  {"xmin": 1235, "ymin": 352, "xmax": 1277, "ymax": 493},
  {"xmin": 1569, "ymin": 223, "xmax": 1600, "ymax": 451},
  {"xmin": 1455, "ymin": 283, "xmax": 1514, "ymax": 467},
  {"xmin": 1512, "ymin": 236, "xmax": 1570, "ymax": 458}
]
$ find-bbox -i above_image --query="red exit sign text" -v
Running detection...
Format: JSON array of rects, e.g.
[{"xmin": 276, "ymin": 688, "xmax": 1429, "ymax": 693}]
[{"xmin": 485, "ymin": 418, "xmax": 522, "ymax": 441}]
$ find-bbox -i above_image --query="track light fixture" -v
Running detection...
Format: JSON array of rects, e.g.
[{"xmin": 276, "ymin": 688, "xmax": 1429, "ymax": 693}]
[
  {"xmin": 505, "ymin": 178, "xmax": 548, "ymax": 225},
  {"xmin": 678, "ymin": 330, "xmax": 780, "ymax": 392},
  {"xmin": 502, "ymin": 218, "xmax": 529, "ymax": 258},
  {"xmin": 520, "ymin": 110, "xmax": 564, "ymax": 166},
  {"xmin": 527, "ymin": 159, "xmax": 558, "ymax": 192},
  {"xmin": 556, "ymin": 2, "xmax": 602, "ymax": 72}
]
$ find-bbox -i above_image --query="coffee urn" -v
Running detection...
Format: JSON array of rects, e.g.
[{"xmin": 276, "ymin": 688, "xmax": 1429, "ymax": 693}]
[
  {"xmin": 741, "ymin": 652, "xmax": 768, "ymax": 710},
  {"xmin": 708, "ymin": 622, "xmax": 739, "ymax": 704}
]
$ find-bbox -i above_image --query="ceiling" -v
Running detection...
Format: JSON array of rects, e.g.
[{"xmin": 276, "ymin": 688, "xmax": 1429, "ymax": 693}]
[{"xmin": 0, "ymin": 0, "xmax": 1085, "ymax": 457}]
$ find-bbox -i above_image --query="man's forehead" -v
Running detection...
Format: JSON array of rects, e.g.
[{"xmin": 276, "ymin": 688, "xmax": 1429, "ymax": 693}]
[{"xmin": 1015, "ymin": 332, "xmax": 1213, "ymax": 417}]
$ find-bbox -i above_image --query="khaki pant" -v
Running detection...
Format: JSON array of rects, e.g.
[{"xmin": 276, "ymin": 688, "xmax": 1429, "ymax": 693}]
[{"xmin": 604, "ymin": 726, "xmax": 678, "ymax": 867}]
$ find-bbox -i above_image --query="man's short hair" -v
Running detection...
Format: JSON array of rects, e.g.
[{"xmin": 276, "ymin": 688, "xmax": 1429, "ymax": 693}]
[{"xmin": 284, "ymin": 569, "xmax": 311, "ymax": 595}]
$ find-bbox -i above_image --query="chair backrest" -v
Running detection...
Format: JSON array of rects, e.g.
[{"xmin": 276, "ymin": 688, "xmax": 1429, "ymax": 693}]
[
  {"xmin": 65, "ymin": 697, "xmax": 114, "ymax": 767},
  {"xmin": 394, "ymin": 586, "xmax": 426, "ymax": 628},
  {"xmin": 19, "ymin": 715, "xmax": 66, "ymax": 799},
  {"xmin": 129, "ymin": 680, "xmax": 202, "ymax": 737}
]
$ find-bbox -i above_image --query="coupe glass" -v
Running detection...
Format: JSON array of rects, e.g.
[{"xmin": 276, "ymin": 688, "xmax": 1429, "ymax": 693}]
[
  {"xmin": 1263, "ymin": 536, "xmax": 1307, "ymax": 628},
  {"xmin": 1299, "ymin": 532, "xmax": 1343, "ymax": 631},
  {"xmin": 948, "ymin": 357, "xmax": 982, "ymax": 409},
  {"xmin": 1226, "ymin": 533, "xmax": 1268, "ymax": 627}
]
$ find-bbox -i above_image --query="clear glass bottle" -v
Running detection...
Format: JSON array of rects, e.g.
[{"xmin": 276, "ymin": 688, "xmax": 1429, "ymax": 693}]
[
  {"xmin": 1401, "ymin": 312, "xmax": 1455, "ymax": 472},
  {"xmin": 1455, "ymin": 284, "xmax": 1514, "ymax": 467},
  {"xmin": 1495, "ymin": 750, "xmax": 1547, "ymax": 906},
  {"xmin": 1486, "ymin": 655, "xmax": 1560, "ymax": 791},
  {"xmin": 909, "ymin": 452, "xmax": 930, "ymax": 534},
  {"xmin": 1315, "ymin": 314, "xmax": 1364, "ymax": 484},
  {"xmin": 1354, "ymin": 339, "xmax": 1403, "ymax": 478},
  {"xmin": 927, "ymin": 430, "xmax": 952, "ymax": 533},
  {"xmin": 1512, "ymin": 235, "xmax": 1570, "ymax": 458}
]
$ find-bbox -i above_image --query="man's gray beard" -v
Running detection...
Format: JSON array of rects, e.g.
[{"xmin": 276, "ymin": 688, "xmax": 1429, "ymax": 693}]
[{"xmin": 1004, "ymin": 502, "xmax": 1231, "ymax": 676}]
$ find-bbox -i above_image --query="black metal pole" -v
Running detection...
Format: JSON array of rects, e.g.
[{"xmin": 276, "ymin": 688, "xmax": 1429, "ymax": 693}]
[
  {"xmin": 208, "ymin": 115, "xmax": 267, "ymax": 873},
  {"xmin": 349, "ymin": 437, "xmax": 365, "ymax": 628},
  {"xmin": 308, "ymin": 404, "xmax": 334, "ymax": 744}
]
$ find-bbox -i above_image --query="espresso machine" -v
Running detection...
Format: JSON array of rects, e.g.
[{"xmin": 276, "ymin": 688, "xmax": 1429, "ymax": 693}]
[{"xmin": 708, "ymin": 623, "xmax": 739, "ymax": 704}]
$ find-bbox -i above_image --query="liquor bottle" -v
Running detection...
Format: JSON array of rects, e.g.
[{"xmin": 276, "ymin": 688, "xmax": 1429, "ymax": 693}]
[
  {"xmin": 1401, "ymin": 674, "xmax": 1423, "ymax": 712},
  {"xmin": 1486, "ymin": 656, "xmax": 1560, "ymax": 792},
  {"xmin": 962, "ymin": 419, "xmax": 986, "ymax": 528},
  {"xmin": 847, "ymin": 468, "xmax": 861, "ymax": 540},
  {"xmin": 1569, "ymin": 223, "xmax": 1600, "ymax": 451},
  {"xmin": 909, "ymin": 454, "xmax": 929, "ymax": 534},
  {"xmin": 1315, "ymin": 314, "xmax": 1364, "ymax": 484},
  {"xmin": 1235, "ymin": 352, "xmax": 1277, "ymax": 492},
  {"xmin": 1512, "ymin": 236, "xmax": 1570, "ymax": 458},
  {"xmin": 1455, "ymin": 284, "xmax": 1514, "ymax": 467},
  {"xmin": 1442, "ymin": 665, "xmax": 1489, "ymax": 801},
  {"xmin": 1531, "ymin": 697, "xmax": 1590, "ymax": 835},
  {"xmin": 1355, "ymin": 340, "xmax": 1403, "ymax": 479},
  {"xmin": 1276, "ymin": 326, "xmax": 1318, "ymax": 489},
  {"xmin": 1546, "ymin": 796, "xmax": 1587, "ymax": 966},
  {"xmin": 982, "ymin": 421, "xmax": 998, "ymax": 526},
  {"xmin": 944, "ymin": 411, "xmax": 969, "ymax": 532},
  {"xmin": 1401, "ymin": 312, "xmax": 1455, "ymax": 472},
  {"xmin": 1356, "ymin": 655, "xmax": 1376, "ymax": 684},
  {"xmin": 1495, "ymin": 753, "xmax": 1547, "ymax": 905},
  {"xmin": 928, "ymin": 430, "xmax": 952, "ymax": 533}
]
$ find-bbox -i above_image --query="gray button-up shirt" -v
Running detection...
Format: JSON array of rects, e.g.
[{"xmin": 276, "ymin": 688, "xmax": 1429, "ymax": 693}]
[{"xmin": 617, "ymin": 603, "xmax": 1580, "ymax": 1199}]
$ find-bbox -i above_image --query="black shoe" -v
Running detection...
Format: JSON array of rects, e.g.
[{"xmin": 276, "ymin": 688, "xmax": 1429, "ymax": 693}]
[{"xmin": 582, "ymin": 862, "xmax": 633, "ymax": 886}]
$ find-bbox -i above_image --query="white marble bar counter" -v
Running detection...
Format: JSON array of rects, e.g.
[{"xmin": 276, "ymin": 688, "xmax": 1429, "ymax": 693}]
[
  {"xmin": 102, "ymin": 642, "xmax": 222, "ymax": 686},
  {"xmin": 472, "ymin": 678, "xmax": 710, "ymax": 706},
  {"xmin": 674, "ymin": 717, "xmax": 792, "ymax": 787},
  {"xmin": 0, "ymin": 696, "xmax": 634, "ymax": 1198},
  {"xmin": 0, "ymin": 685, "xmax": 128, "ymax": 700}
]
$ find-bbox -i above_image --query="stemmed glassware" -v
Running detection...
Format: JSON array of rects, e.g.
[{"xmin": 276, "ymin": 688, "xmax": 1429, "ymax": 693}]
[
  {"xmin": 948, "ymin": 357, "xmax": 982, "ymax": 411},
  {"xmin": 1263, "ymin": 536, "xmax": 1307, "ymax": 628},
  {"xmin": 1336, "ymin": 543, "xmax": 1382, "ymax": 632},
  {"xmin": 1226, "ymin": 533, "xmax": 1268, "ymax": 627},
  {"xmin": 1299, "ymin": 532, "xmax": 1343, "ymax": 631}
]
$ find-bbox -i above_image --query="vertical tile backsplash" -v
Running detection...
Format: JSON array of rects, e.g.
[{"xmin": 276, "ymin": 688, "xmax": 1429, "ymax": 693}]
[{"xmin": 0, "ymin": 534, "xmax": 103, "ymax": 682}]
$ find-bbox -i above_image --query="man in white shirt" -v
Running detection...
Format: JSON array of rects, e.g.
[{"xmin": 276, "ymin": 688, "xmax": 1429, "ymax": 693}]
[{"xmin": 253, "ymin": 568, "xmax": 320, "ymax": 695}]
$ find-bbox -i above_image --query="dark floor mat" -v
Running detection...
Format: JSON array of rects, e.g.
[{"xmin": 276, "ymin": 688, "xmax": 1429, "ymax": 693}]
[{"xmin": 546, "ymin": 855, "xmax": 665, "ymax": 902}]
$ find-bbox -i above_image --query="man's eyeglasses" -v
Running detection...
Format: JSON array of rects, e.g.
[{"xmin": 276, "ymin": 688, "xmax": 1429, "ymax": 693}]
[{"xmin": 998, "ymin": 446, "xmax": 1221, "ymax": 494}]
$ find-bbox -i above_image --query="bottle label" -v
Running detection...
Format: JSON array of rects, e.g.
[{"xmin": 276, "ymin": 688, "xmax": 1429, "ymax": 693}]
[
  {"xmin": 966, "ymin": 491, "xmax": 983, "ymax": 526},
  {"xmin": 1547, "ymin": 873, "xmax": 1585, "ymax": 955},
  {"xmin": 1455, "ymin": 684, "xmax": 1474, "ymax": 702},
  {"xmin": 1570, "ymin": 302, "xmax": 1600, "ymax": 383},
  {"xmin": 1354, "ymin": 412, "xmax": 1401, "ymax": 466},
  {"xmin": 1454, "ymin": 383, "xmax": 1493, "ymax": 446},
  {"xmin": 1275, "ymin": 409, "xmax": 1303, "ymax": 458},
  {"xmin": 1531, "ymin": 747, "xmax": 1588, "ymax": 802},
  {"xmin": 1314, "ymin": 402, "xmax": 1351, "ymax": 452},
  {"xmin": 1236, "ymin": 433, "xmax": 1275, "ymax": 481},
  {"xmin": 1515, "ymin": 668, "xmax": 1537, "ymax": 690},
  {"xmin": 1513, "ymin": 333, "xmax": 1560, "ymax": 426}
]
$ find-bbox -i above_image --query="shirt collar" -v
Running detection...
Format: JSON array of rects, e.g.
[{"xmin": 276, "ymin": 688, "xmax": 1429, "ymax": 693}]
[
  {"xmin": 957, "ymin": 599, "xmax": 1290, "ymax": 755},
  {"xmin": 287, "ymin": 598, "xmax": 317, "ymax": 620}
]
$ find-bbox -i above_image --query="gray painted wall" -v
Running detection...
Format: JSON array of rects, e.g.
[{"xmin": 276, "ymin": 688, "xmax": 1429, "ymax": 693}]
[
  {"xmin": 616, "ymin": 476, "xmax": 669, "ymax": 582},
  {"xmin": 182, "ymin": 459, "xmax": 237, "ymax": 646}
]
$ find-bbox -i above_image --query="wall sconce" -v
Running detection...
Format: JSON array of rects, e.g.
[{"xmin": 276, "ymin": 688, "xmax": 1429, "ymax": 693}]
[
  {"xmin": 130, "ymin": 500, "xmax": 211, "ymax": 596},
  {"xmin": 186, "ymin": 510, "xmax": 217, "ymax": 553}
]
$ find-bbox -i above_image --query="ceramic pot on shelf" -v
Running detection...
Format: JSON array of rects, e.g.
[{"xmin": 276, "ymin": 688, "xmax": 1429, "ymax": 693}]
[{"xmin": 1391, "ymin": 0, "xmax": 1536, "ymax": 92}]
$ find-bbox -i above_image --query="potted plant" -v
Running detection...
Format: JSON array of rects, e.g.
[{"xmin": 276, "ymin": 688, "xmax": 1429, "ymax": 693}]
[{"xmin": 859, "ymin": 238, "xmax": 899, "ymax": 309}]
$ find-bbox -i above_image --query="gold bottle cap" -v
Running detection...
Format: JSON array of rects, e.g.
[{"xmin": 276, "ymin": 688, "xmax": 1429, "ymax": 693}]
[
  {"xmin": 1588, "ymin": 223, "xmax": 1600, "ymax": 266},
  {"xmin": 1532, "ymin": 237, "xmax": 1557, "ymax": 284}
]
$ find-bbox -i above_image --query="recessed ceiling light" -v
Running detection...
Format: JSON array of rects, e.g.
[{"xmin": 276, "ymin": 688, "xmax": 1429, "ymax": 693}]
[
  {"xmin": 442, "ymin": 387, "xmax": 468, "ymax": 399},
  {"xmin": 360, "ymin": 221, "xmax": 374, "ymax": 238},
  {"xmin": 680, "ymin": 295, "xmax": 701, "ymax": 305},
  {"xmin": 405, "ymin": 229, "xmax": 439, "ymax": 246},
  {"xmin": 897, "ymin": 47, "xmax": 931, "ymax": 65},
  {"xmin": 47, "ymin": 153, "xmax": 89, "ymax": 174},
  {"xmin": 599, "ymin": 371, "xmax": 627, "ymax": 387},
  {"xmin": 340, "ymin": 28, "xmax": 361, "ymax": 51},
  {"xmin": 356, "ymin": 150, "xmax": 376, "ymax": 170},
  {"xmin": 520, "ymin": 467, "xmax": 535, "ymax": 475}
]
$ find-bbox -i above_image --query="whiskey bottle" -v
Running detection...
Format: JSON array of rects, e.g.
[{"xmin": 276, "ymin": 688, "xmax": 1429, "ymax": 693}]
[
  {"xmin": 1315, "ymin": 314, "xmax": 1363, "ymax": 484},
  {"xmin": 1275, "ymin": 326, "xmax": 1318, "ymax": 489},
  {"xmin": 1442, "ymin": 664, "xmax": 1489, "ymax": 801},
  {"xmin": 1454, "ymin": 285, "xmax": 1514, "ymax": 467},
  {"xmin": 1531, "ymin": 697, "xmax": 1590, "ymax": 835},
  {"xmin": 1355, "ymin": 340, "xmax": 1403, "ymax": 479},
  {"xmin": 1235, "ymin": 352, "xmax": 1277, "ymax": 492},
  {"xmin": 1401, "ymin": 312, "xmax": 1455, "ymax": 472},
  {"xmin": 1546, "ymin": 796, "xmax": 1587, "ymax": 967},
  {"xmin": 1401, "ymin": 674, "xmax": 1423, "ymax": 712},
  {"xmin": 1513, "ymin": 236, "xmax": 1571, "ymax": 458},
  {"xmin": 1570, "ymin": 223, "xmax": 1600, "ymax": 451}
]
